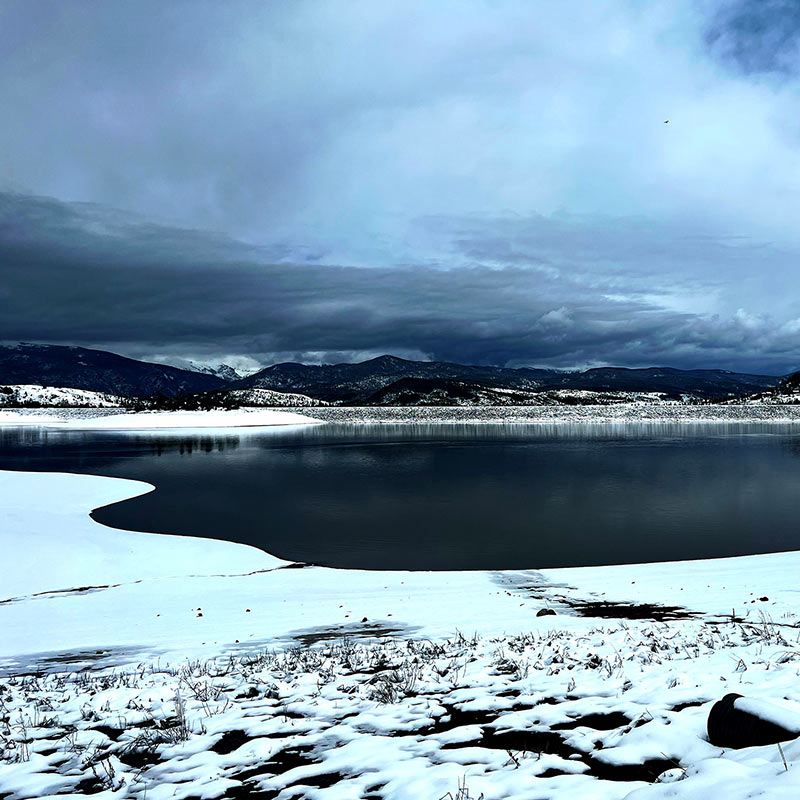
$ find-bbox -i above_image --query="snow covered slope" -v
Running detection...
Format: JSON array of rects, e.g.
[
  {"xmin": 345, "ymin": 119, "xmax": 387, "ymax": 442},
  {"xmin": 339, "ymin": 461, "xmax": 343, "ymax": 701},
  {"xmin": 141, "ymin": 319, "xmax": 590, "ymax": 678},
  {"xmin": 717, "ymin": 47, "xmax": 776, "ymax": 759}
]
[
  {"xmin": 0, "ymin": 384, "xmax": 121, "ymax": 407},
  {"xmin": 225, "ymin": 387, "xmax": 329, "ymax": 407},
  {"xmin": 739, "ymin": 370, "xmax": 800, "ymax": 404}
]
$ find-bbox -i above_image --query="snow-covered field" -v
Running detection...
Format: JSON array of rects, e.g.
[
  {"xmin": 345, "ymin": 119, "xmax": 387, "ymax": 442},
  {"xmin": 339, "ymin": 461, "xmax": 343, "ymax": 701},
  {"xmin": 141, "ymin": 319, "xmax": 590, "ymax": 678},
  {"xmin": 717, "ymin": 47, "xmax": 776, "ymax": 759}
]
[{"xmin": 3, "ymin": 466, "xmax": 800, "ymax": 799}]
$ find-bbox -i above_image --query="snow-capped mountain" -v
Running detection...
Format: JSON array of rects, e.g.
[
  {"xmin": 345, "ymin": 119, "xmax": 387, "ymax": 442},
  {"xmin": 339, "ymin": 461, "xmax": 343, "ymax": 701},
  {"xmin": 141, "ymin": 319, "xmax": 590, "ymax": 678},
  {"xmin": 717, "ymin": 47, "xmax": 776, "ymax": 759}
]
[
  {"xmin": 165, "ymin": 359, "xmax": 244, "ymax": 381},
  {"xmin": 204, "ymin": 363, "xmax": 242, "ymax": 381}
]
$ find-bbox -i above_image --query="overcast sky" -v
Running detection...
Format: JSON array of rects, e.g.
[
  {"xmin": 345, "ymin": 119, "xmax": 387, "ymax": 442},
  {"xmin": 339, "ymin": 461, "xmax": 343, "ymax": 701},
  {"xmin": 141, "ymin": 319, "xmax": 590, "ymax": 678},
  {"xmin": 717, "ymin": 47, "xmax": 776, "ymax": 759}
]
[{"xmin": 1, "ymin": 0, "xmax": 800, "ymax": 373}]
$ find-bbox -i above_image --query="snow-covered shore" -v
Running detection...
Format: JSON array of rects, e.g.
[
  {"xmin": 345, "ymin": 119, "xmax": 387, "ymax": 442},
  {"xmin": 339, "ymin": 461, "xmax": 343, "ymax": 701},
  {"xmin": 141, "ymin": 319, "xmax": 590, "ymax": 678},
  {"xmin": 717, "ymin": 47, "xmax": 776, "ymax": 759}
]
[
  {"xmin": 4, "ymin": 467, "xmax": 800, "ymax": 656},
  {"xmin": 3, "ymin": 469, "xmax": 800, "ymax": 799},
  {"xmin": 5, "ymin": 403, "xmax": 800, "ymax": 427},
  {"xmin": 0, "ymin": 408, "xmax": 321, "ymax": 429}
]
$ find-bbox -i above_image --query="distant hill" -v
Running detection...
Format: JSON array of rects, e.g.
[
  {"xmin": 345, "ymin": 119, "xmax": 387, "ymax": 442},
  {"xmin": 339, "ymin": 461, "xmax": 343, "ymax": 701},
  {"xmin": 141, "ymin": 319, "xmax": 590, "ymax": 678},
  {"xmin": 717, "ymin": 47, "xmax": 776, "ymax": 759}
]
[
  {"xmin": 235, "ymin": 355, "xmax": 780, "ymax": 403},
  {"xmin": 360, "ymin": 377, "xmax": 673, "ymax": 406},
  {"xmin": 237, "ymin": 355, "xmax": 555, "ymax": 401},
  {"xmin": 224, "ymin": 388, "xmax": 327, "ymax": 407},
  {"xmin": 0, "ymin": 384, "xmax": 121, "ymax": 408},
  {"xmin": 737, "ymin": 371, "xmax": 800, "ymax": 405},
  {"xmin": 542, "ymin": 366, "xmax": 779, "ymax": 399},
  {"xmin": 0, "ymin": 343, "xmax": 227, "ymax": 397}
]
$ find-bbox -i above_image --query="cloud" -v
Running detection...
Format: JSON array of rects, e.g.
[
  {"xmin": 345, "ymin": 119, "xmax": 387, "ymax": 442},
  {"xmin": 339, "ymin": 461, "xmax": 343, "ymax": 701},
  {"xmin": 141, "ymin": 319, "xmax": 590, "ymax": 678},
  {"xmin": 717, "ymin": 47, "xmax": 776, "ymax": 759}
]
[
  {"xmin": 705, "ymin": 0, "xmax": 800, "ymax": 76},
  {"xmin": 2, "ymin": 0, "xmax": 800, "ymax": 242},
  {"xmin": 1, "ymin": 2, "xmax": 800, "ymax": 373},
  {"xmin": 1, "ymin": 191, "xmax": 798, "ymax": 373}
]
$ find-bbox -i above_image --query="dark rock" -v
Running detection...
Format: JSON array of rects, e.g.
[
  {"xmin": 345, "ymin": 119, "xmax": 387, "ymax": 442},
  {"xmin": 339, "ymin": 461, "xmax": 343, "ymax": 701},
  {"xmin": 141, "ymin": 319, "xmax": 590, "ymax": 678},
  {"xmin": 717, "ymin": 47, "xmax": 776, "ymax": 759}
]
[
  {"xmin": 707, "ymin": 693, "xmax": 800, "ymax": 748},
  {"xmin": 536, "ymin": 608, "xmax": 557, "ymax": 617}
]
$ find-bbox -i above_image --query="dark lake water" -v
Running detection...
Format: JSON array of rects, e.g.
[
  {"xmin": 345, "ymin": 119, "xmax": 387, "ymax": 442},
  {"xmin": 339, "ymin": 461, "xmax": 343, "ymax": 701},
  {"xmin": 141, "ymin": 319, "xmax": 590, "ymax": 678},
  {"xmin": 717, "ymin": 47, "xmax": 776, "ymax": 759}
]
[{"xmin": 3, "ymin": 422, "xmax": 800, "ymax": 570}]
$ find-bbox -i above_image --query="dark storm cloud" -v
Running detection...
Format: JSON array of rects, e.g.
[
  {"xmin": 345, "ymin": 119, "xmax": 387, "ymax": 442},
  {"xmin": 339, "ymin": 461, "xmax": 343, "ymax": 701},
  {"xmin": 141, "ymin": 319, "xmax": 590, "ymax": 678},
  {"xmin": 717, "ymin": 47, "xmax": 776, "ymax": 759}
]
[
  {"xmin": 1, "ymin": 192, "xmax": 798, "ymax": 373},
  {"xmin": 706, "ymin": 0, "xmax": 800, "ymax": 75}
]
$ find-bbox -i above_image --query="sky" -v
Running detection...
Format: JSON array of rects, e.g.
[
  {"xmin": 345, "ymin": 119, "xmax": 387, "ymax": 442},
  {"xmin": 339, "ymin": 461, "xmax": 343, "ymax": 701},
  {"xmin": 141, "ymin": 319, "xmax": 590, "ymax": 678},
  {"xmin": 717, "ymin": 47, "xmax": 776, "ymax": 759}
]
[{"xmin": 1, "ymin": 0, "xmax": 800, "ymax": 373}]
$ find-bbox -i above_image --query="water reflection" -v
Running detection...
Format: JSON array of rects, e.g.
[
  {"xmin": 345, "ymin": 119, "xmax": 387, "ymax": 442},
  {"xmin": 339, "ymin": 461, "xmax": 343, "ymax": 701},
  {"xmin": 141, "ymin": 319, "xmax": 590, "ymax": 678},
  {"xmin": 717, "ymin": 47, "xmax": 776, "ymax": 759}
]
[{"xmin": 2, "ymin": 422, "xmax": 800, "ymax": 570}]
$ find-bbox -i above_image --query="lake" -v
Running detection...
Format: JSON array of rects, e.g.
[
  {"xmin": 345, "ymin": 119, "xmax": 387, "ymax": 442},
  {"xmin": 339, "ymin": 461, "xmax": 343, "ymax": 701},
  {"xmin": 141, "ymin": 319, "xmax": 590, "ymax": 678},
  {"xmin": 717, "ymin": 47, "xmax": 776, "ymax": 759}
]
[{"xmin": 2, "ymin": 421, "xmax": 800, "ymax": 570}]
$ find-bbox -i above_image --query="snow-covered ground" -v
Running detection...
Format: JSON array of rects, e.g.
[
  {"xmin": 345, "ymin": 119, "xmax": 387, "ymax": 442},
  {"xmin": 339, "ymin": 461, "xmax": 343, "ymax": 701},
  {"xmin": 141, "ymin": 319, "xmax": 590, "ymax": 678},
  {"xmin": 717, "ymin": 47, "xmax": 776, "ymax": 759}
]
[
  {"xmin": 0, "ymin": 408, "xmax": 321, "ymax": 429},
  {"xmin": 0, "ymin": 411, "xmax": 67, "ymax": 426},
  {"xmin": 0, "ymin": 384, "xmax": 121, "ymax": 408},
  {"xmin": 3, "ymin": 469, "xmax": 800, "ymax": 798}
]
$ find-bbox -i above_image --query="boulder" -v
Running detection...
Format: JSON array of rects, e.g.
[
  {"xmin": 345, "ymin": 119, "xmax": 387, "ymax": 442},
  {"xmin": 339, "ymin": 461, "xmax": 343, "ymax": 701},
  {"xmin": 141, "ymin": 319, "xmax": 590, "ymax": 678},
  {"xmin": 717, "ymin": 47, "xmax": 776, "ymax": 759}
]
[{"xmin": 707, "ymin": 693, "xmax": 800, "ymax": 748}]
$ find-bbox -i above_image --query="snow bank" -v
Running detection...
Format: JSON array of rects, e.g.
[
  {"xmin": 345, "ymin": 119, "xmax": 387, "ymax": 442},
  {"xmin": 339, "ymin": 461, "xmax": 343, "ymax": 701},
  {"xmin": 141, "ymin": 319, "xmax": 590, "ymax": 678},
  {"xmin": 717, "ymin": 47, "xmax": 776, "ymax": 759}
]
[
  {"xmin": 0, "ymin": 471, "xmax": 285, "ymax": 602},
  {"xmin": 0, "ymin": 410, "xmax": 66, "ymax": 425},
  {"xmin": 49, "ymin": 408, "xmax": 321, "ymax": 429}
]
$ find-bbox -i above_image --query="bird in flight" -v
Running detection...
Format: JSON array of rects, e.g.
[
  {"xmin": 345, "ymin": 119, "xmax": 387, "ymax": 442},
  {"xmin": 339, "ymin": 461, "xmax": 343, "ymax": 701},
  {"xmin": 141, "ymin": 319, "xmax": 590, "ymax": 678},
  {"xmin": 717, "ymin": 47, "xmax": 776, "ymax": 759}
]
[{"xmin": 664, "ymin": 119, "xmax": 669, "ymax": 123}]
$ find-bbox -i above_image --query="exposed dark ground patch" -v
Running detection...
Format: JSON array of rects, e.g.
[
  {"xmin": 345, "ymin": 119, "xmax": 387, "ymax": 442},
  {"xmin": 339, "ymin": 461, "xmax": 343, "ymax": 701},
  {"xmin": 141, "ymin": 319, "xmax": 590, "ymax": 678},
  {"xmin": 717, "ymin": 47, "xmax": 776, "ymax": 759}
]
[
  {"xmin": 212, "ymin": 729, "xmax": 251, "ymax": 755},
  {"xmin": 671, "ymin": 700, "xmax": 707, "ymax": 713},
  {"xmin": 282, "ymin": 621, "xmax": 420, "ymax": 647},
  {"xmin": 562, "ymin": 599, "xmax": 698, "ymax": 621},
  {"xmin": 552, "ymin": 711, "xmax": 631, "ymax": 731},
  {"xmin": 490, "ymin": 570, "xmax": 698, "ymax": 622},
  {"xmin": 0, "ymin": 644, "xmax": 153, "ymax": 678},
  {"xmin": 439, "ymin": 716, "xmax": 676, "ymax": 783}
]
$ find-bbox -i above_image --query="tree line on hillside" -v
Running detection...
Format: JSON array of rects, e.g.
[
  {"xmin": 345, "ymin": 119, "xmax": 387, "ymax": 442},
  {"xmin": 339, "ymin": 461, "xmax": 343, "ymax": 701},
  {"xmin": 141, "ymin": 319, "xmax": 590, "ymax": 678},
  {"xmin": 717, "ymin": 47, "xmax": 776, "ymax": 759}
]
[{"xmin": 122, "ymin": 391, "xmax": 243, "ymax": 411}]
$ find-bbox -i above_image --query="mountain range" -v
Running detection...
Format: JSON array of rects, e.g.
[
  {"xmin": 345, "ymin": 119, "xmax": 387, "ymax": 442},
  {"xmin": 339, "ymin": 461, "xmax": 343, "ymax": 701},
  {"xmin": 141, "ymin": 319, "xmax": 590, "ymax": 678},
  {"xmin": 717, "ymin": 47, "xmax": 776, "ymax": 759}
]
[
  {"xmin": 234, "ymin": 355, "xmax": 780, "ymax": 402},
  {"xmin": 0, "ymin": 343, "xmax": 785, "ymax": 404}
]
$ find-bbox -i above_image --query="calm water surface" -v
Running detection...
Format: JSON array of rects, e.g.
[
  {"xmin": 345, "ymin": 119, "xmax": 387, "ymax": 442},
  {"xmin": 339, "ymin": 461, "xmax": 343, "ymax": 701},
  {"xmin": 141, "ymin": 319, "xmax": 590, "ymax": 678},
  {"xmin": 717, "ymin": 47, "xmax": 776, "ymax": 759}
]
[{"xmin": 2, "ymin": 422, "xmax": 800, "ymax": 570}]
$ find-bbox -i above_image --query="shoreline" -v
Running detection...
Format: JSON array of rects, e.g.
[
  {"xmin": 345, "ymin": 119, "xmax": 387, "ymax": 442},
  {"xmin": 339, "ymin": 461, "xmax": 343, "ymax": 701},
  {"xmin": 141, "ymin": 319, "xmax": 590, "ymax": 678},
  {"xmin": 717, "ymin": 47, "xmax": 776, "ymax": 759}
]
[
  {"xmin": 0, "ymin": 407, "xmax": 322, "ymax": 429},
  {"xmin": 3, "ymin": 402, "xmax": 800, "ymax": 428},
  {"xmin": 3, "ymin": 466, "xmax": 800, "ymax": 659}
]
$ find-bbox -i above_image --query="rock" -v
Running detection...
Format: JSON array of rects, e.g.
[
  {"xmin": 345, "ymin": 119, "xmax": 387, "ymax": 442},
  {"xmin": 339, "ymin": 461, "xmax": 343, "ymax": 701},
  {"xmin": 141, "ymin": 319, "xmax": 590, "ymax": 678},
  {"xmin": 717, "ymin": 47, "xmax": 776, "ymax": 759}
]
[
  {"xmin": 707, "ymin": 693, "xmax": 800, "ymax": 748},
  {"xmin": 536, "ymin": 608, "xmax": 557, "ymax": 617}
]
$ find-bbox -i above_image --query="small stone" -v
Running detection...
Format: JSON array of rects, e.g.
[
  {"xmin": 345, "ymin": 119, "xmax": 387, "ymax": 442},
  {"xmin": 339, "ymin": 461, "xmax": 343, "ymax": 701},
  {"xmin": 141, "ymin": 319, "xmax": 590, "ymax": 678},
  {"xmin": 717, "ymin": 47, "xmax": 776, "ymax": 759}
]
[{"xmin": 537, "ymin": 608, "xmax": 557, "ymax": 617}]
